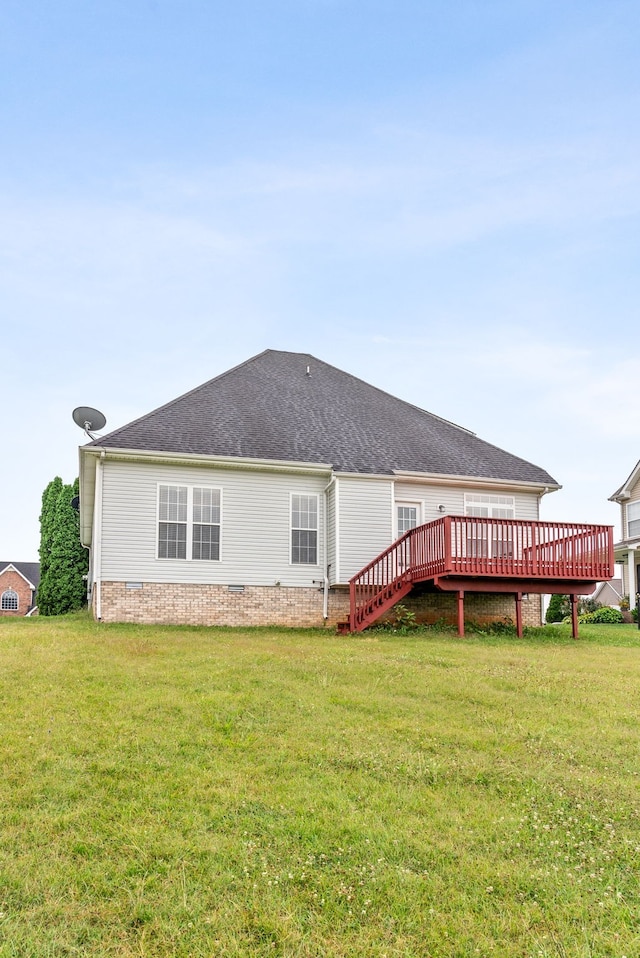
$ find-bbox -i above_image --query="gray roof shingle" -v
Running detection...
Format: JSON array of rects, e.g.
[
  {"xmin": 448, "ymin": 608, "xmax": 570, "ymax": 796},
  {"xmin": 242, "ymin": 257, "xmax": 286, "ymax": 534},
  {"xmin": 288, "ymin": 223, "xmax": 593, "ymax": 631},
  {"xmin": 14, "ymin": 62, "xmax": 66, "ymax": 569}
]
[
  {"xmin": 0, "ymin": 562, "xmax": 40, "ymax": 589},
  {"xmin": 89, "ymin": 349, "xmax": 557, "ymax": 485}
]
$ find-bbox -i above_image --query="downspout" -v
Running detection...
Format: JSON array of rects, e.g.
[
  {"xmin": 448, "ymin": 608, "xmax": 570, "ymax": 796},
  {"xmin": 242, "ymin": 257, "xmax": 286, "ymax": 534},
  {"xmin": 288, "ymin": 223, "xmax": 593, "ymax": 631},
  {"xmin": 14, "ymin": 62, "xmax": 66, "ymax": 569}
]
[
  {"xmin": 94, "ymin": 452, "xmax": 105, "ymax": 620},
  {"xmin": 323, "ymin": 475, "xmax": 336, "ymax": 620}
]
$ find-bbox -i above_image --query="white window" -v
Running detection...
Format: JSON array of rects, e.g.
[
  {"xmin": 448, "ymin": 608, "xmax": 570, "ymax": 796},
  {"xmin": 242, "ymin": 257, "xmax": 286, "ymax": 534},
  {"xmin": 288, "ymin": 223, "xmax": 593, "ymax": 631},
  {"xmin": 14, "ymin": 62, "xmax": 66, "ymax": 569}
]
[
  {"xmin": 628, "ymin": 501, "xmax": 640, "ymax": 539},
  {"xmin": 158, "ymin": 484, "xmax": 221, "ymax": 560},
  {"xmin": 291, "ymin": 494, "xmax": 318, "ymax": 564},
  {"xmin": 464, "ymin": 494, "xmax": 515, "ymax": 559},
  {"xmin": 396, "ymin": 503, "xmax": 420, "ymax": 537},
  {"xmin": 464, "ymin": 494, "xmax": 515, "ymax": 519},
  {"xmin": 1, "ymin": 590, "xmax": 18, "ymax": 611}
]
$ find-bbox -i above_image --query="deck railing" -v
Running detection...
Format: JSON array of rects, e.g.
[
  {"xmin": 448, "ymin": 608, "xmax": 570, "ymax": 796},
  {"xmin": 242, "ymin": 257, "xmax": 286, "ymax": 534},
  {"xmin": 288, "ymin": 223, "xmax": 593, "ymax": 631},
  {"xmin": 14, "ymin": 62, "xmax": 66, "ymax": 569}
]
[{"xmin": 349, "ymin": 516, "xmax": 614, "ymax": 631}]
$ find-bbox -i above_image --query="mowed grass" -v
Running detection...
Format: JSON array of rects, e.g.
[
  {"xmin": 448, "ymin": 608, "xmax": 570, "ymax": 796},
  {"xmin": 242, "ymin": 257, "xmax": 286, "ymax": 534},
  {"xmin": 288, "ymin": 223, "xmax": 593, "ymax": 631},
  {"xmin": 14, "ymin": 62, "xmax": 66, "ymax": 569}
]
[{"xmin": 0, "ymin": 616, "xmax": 639, "ymax": 957}]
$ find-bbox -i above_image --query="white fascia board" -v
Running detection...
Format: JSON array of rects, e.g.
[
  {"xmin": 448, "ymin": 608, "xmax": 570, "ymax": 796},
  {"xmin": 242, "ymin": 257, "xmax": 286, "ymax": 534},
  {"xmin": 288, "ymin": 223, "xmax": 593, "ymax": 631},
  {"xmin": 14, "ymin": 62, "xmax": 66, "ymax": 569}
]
[
  {"xmin": 81, "ymin": 446, "xmax": 334, "ymax": 476},
  {"xmin": 333, "ymin": 471, "xmax": 397, "ymax": 482},
  {"xmin": 78, "ymin": 447, "xmax": 97, "ymax": 547},
  {"xmin": 613, "ymin": 537, "xmax": 640, "ymax": 552},
  {"xmin": 609, "ymin": 459, "xmax": 640, "ymax": 502},
  {"xmin": 0, "ymin": 564, "xmax": 36, "ymax": 590},
  {"xmin": 391, "ymin": 470, "xmax": 561, "ymax": 495}
]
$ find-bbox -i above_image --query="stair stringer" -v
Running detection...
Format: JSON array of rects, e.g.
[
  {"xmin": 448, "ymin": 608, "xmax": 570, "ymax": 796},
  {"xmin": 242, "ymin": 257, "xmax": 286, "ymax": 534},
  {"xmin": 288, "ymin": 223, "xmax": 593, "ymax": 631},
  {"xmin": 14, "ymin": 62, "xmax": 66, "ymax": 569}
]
[{"xmin": 350, "ymin": 576, "xmax": 414, "ymax": 632}]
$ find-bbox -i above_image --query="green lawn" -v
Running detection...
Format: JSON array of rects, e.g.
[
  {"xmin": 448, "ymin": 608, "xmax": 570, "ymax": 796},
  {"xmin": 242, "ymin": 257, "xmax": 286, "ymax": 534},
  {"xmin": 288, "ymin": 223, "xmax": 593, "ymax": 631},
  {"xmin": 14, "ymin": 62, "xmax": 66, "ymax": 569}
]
[{"xmin": 0, "ymin": 614, "xmax": 639, "ymax": 957}]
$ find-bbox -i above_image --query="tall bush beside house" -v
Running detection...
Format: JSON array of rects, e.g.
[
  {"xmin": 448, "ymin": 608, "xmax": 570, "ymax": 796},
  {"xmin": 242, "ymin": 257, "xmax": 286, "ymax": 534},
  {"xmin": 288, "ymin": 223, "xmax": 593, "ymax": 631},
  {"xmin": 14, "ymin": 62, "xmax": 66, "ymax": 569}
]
[
  {"xmin": 37, "ymin": 476, "xmax": 63, "ymax": 614},
  {"xmin": 546, "ymin": 594, "xmax": 569, "ymax": 623},
  {"xmin": 37, "ymin": 477, "xmax": 89, "ymax": 615}
]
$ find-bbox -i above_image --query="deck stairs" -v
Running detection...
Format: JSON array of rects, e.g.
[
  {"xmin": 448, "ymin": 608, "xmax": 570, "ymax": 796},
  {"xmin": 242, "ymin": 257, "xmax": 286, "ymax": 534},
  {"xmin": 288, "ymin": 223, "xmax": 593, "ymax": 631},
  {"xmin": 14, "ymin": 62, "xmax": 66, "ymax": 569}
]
[{"xmin": 337, "ymin": 515, "xmax": 614, "ymax": 635}]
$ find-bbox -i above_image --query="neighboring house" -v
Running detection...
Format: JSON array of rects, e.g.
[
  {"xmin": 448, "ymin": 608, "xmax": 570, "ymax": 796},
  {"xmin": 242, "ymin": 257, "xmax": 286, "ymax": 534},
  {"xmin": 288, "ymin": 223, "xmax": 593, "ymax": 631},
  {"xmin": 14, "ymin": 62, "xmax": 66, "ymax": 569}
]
[
  {"xmin": 591, "ymin": 578, "xmax": 623, "ymax": 608},
  {"xmin": 0, "ymin": 562, "xmax": 40, "ymax": 617},
  {"xmin": 78, "ymin": 349, "xmax": 612, "ymax": 633},
  {"xmin": 609, "ymin": 461, "xmax": 640, "ymax": 602}
]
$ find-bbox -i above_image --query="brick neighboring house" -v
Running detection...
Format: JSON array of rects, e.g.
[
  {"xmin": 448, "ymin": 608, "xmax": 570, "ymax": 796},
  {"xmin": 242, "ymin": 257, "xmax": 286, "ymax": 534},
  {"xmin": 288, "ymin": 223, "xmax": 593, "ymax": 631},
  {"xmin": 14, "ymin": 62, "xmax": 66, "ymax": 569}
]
[
  {"xmin": 77, "ymin": 349, "xmax": 611, "ymax": 633},
  {"xmin": 0, "ymin": 562, "xmax": 40, "ymax": 617}
]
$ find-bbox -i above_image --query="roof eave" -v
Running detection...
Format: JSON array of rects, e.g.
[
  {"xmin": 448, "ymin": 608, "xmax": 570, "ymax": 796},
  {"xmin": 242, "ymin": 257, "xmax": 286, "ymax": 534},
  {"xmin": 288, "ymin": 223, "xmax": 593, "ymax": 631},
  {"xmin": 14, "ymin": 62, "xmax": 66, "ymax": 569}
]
[
  {"xmin": 80, "ymin": 446, "xmax": 335, "ymax": 475},
  {"xmin": 609, "ymin": 459, "xmax": 640, "ymax": 502},
  {"xmin": 391, "ymin": 469, "xmax": 561, "ymax": 494},
  {"xmin": 0, "ymin": 564, "xmax": 37, "ymax": 590}
]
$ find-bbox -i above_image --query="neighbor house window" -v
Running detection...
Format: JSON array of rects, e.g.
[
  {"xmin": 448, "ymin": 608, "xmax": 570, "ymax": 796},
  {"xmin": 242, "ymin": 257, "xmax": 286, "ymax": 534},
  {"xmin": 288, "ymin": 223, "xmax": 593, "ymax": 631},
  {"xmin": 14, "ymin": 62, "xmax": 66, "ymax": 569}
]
[
  {"xmin": 1, "ymin": 590, "xmax": 18, "ymax": 611},
  {"xmin": 158, "ymin": 484, "xmax": 221, "ymax": 560},
  {"xmin": 291, "ymin": 494, "xmax": 318, "ymax": 564},
  {"xmin": 628, "ymin": 501, "xmax": 640, "ymax": 539}
]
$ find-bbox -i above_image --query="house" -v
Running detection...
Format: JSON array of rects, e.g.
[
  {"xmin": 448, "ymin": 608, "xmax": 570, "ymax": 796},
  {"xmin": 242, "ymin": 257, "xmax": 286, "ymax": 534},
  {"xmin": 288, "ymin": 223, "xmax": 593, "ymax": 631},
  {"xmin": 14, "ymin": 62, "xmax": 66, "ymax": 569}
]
[
  {"xmin": 0, "ymin": 562, "xmax": 40, "ymax": 617},
  {"xmin": 591, "ymin": 578, "xmax": 623, "ymax": 609},
  {"xmin": 78, "ymin": 349, "xmax": 613, "ymax": 634},
  {"xmin": 609, "ymin": 461, "xmax": 640, "ymax": 604}
]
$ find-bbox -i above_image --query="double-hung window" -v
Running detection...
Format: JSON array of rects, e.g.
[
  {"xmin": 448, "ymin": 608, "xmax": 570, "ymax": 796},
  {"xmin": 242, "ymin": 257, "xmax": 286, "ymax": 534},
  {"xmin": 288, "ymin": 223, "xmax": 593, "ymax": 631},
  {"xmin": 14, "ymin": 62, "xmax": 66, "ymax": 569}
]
[
  {"xmin": 291, "ymin": 494, "xmax": 318, "ymax": 564},
  {"xmin": 158, "ymin": 484, "xmax": 221, "ymax": 560},
  {"xmin": 628, "ymin": 501, "xmax": 640, "ymax": 539}
]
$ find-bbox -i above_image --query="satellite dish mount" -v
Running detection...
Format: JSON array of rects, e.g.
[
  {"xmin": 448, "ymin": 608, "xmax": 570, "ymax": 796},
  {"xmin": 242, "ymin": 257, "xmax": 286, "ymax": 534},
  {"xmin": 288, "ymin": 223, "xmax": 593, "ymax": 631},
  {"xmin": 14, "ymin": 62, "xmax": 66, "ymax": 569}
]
[{"xmin": 72, "ymin": 406, "xmax": 107, "ymax": 440}]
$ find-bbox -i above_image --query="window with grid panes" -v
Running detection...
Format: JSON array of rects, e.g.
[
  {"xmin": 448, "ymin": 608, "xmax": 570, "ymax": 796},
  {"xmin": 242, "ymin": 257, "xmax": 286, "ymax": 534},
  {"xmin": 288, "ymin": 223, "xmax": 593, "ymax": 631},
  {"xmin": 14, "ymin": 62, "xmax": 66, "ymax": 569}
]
[
  {"xmin": 464, "ymin": 494, "xmax": 515, "ymax": 558},
  {"xmin": 291, "ymin": 494, "xmax": 318, "ymax": 564},
  {"xmin": 1, "ymin": 590, "xmax": 18, "ymax": 611},
  {"xmin": 158, "ymin": 485, "xmax": 221, "ymax": 560},
  {"xmin": 192, "ymin": 487, "xmax": 221, "ymax": 560}
]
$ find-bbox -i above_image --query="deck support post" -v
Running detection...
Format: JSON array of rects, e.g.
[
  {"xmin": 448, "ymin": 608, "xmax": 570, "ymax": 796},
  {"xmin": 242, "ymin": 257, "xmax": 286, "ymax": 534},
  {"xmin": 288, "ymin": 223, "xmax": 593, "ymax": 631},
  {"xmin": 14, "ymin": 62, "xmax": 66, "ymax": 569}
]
[
  {"xmin": 570, "ymin": 594, "xmax": 579, "ymax": 639},
  {"xmin": 457, "ymin": 590, "xmax": 465, "ymax": 637},
  {"xmin": 515, "ymin": 592, "xmax": 523, "ymax": 638}
]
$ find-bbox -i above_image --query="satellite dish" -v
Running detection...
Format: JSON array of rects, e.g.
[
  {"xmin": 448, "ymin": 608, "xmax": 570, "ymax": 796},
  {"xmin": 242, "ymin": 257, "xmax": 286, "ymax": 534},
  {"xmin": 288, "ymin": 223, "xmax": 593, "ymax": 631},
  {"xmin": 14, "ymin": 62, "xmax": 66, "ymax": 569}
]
[{"xmin": 72, "ymin": 406, "xmax": 107, "ymax": 439}]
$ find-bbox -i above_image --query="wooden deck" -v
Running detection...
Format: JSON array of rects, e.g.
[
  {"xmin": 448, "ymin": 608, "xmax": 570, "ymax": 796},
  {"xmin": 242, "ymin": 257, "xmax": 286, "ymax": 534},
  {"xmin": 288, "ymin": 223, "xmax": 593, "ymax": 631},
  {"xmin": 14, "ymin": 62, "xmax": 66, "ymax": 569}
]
[{"xmin": 344, "ymin": 516, "xmax": 614, "ymax": 637}]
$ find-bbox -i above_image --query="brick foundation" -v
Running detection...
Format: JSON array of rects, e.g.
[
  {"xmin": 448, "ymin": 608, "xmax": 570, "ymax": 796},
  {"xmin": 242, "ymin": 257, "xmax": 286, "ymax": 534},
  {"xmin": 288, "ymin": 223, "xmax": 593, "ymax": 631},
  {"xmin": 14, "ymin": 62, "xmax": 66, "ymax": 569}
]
[
  {"xmin": 97, "ymin": 582, "xmax": 351, "ymax": 628},
  {"xmin": 385, "ymin": 590, "xmax": 542, "ymax": 628},
  {"xmin": 95, "ymin": 581, "xmax": 542, "ymax": 629}
]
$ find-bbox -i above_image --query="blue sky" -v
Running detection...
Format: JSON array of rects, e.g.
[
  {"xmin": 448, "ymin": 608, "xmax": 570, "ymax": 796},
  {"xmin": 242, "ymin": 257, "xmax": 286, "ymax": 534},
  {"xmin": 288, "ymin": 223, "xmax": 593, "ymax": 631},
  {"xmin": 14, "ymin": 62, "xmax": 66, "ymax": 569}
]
[{"xmin": 2, "ymin": 0, "xmax": 639, "ymax": 558}]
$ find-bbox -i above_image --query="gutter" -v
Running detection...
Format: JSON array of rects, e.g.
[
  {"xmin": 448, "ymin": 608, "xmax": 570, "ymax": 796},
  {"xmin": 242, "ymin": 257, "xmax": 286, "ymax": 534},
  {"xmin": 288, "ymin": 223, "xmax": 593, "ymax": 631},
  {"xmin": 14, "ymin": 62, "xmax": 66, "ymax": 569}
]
[
  {"xmin": 322, "ymin": 475, "xmax": 337, "ymax": 620},
  {"xmin": 94, "ymin": 452, "xmax": 104, "ymax": 621}
]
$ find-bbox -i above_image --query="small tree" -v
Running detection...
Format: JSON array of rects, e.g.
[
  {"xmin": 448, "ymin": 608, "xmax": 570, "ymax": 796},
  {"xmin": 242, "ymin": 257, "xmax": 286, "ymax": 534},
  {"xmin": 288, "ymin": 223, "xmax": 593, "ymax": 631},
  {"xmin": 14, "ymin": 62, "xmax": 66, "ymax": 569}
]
[
  {"xmin": 578, "ymin": 596, "xmax": 601, "ymax": 615},
  {"xmin": 546, "ymin": 594, "xmax": 570, "ymax": 623},
  {"xmin": 37, "ymin": 477, "xmax": 89, "ymax": 615}
]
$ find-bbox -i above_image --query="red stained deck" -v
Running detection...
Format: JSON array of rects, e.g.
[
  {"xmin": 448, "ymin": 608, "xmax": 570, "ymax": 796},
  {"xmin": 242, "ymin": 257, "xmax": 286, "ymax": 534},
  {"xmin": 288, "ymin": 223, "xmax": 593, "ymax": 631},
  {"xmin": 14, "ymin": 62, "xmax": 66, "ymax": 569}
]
[{"xmin": 344, "ymin": 516, "xmax": 614, "ymax": 637}]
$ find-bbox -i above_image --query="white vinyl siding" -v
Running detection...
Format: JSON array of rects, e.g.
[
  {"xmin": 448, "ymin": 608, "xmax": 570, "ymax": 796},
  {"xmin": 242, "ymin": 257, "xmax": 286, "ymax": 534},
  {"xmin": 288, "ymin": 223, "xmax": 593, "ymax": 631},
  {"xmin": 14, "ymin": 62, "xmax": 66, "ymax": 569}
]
[
  {"xmin": 337, "ymin": 477, "xmax": 394, "ymax": 582},
  {"xmin": 392, "ymin": 481, "xmax": 540, "ymax": 522},
  {"xmin": 99, "ymin": 460, "xmax": 325, "ymax": 585},
  {"xmin": 326, "ymin": 482, "xmax": 337, "ymax": 584}
]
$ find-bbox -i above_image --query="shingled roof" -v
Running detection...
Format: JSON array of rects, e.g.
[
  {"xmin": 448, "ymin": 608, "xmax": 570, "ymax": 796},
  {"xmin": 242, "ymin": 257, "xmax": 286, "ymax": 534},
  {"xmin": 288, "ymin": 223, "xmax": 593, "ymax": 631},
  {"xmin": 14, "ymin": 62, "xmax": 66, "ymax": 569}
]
[
  {"xmin": 0, "ymin": 562, "xmax": 40, "ymax": 589},
  {"xmin": 89, "ymin": 349, "xmax": 558, "ymax": 486}
]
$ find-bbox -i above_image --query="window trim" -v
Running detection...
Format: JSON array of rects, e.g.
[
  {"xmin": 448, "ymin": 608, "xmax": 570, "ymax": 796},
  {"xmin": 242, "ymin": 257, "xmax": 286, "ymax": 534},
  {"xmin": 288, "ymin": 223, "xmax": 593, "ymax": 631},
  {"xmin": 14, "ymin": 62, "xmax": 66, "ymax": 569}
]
[
  {"xmin": 290, "ymin": 492, "xmax": 320, "ymax": 566},
  {"xmin": 628, "ymin": 500, "xmax": 640, "ymax": 540},
  {"xmin": 395, "ymin": 501, "xmax": 422, "ymax": 539},
  {"xmin": 156, "ymin": 483, "xmax": 222, "ymax": 561},
  {"xmin": 1, "ymin": 589, "xmax": 19, "ymax": 611},
  {"xmin": 464, "ymin": 493, "xmax": 515, "ymax": 519}
]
